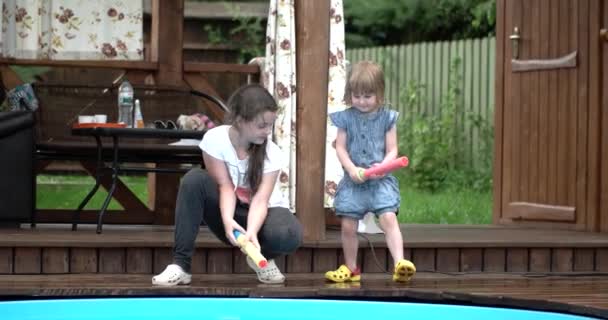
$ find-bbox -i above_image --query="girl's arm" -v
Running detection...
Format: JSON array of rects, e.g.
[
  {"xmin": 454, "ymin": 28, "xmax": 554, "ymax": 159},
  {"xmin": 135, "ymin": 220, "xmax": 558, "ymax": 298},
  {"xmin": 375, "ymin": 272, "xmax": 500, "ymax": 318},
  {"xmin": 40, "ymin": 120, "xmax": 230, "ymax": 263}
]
[
  {"xmin": 367, "ymin": 124, "xmax": 399, "ymax": 180},
  {"xmin": 202, "ymin": 151, "xmax": 244, "ymax": 246},
  {"xmin": 382, "ymin": 124, "xmax": 398, "ymax": 163},
  {"xmin": 246, "ymin": 170, "xmax": 280, "ymax": 248},
  {"xmin": 246, "ymin": 170, "xmax": 278, "ymax": 232},
  {"xmin": 335, "ymin": 128, "xmax": 364, "ymax": 183}
]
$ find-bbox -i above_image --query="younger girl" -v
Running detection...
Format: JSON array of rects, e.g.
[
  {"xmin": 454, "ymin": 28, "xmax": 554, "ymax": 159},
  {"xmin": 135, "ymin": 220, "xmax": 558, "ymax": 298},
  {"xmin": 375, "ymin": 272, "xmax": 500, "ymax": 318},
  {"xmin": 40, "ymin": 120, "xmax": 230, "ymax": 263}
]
[
  {"xmin": 153, "ymin": 84, "xmax": 303, "ymax": 286},
  {"xmin": 326, "ymin": 61, "xmax": 416, "ymax": 283}
]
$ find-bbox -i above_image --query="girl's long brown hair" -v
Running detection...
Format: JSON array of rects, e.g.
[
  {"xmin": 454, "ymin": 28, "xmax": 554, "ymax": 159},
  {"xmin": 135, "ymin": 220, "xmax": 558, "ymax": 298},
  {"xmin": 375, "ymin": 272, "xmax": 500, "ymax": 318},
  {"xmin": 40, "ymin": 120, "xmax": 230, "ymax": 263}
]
[{"xmin": 225, "ymin": 84, "xmax": 279, "ymax": 194}]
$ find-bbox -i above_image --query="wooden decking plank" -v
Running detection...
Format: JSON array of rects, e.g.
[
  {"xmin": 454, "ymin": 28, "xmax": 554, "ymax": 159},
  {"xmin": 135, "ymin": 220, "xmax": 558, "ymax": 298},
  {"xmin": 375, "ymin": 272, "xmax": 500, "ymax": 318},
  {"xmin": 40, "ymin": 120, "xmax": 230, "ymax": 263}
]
[
  {"xmin": 2, "ymin": 225, "xmax": 608, "ymax": 248},
  {"xmin": 0, "ymin": 273, "xmax": 606, "ymax": 318}
]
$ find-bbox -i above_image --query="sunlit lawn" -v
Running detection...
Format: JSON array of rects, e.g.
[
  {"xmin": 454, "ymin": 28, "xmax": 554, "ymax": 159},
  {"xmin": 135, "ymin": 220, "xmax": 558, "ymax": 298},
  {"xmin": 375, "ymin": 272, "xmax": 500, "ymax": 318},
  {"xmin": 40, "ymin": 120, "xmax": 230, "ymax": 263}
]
[
  {"xmin": 36, "ymin": 174, "xmax": 148, "ymax": 210},
  {"xmin": 37, "ymin": 174, "xmax": 492, "ymax": 224}
]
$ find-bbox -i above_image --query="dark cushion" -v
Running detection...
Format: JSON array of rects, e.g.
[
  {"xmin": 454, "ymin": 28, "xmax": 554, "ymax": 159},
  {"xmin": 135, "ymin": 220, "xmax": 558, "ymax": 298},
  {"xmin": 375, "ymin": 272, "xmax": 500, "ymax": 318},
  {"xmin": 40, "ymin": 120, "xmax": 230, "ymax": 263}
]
[{"xmin": 0, "ymin": 111, "xmax": 35, "ymax": 223}]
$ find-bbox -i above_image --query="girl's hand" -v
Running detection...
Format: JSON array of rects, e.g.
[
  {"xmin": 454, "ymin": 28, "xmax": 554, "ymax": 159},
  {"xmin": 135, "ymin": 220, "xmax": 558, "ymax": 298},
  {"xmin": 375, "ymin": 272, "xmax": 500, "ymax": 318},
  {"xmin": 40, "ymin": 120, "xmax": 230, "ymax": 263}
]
[
  {"xmin": 244, "ymin": 231, "xmax": 261, "ymax": 250},
  {"xmin": 366, "ymin": 163, "xmax": 387, "ymax": 180},
  {"xmin": 224, "ymin": 219, "xmax": 246, "ymax": 247},
  {"xmin": 349, "ymin": 167, "xmax": 366, "ymax": 184}
]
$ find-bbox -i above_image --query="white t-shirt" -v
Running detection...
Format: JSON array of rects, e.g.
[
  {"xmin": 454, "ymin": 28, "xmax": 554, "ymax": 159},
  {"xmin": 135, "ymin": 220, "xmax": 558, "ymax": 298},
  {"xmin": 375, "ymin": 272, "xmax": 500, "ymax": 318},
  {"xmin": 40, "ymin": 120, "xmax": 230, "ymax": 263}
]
[{"xmin": 199, "ymin": 125, "xmax": 289, "ymax": 208}]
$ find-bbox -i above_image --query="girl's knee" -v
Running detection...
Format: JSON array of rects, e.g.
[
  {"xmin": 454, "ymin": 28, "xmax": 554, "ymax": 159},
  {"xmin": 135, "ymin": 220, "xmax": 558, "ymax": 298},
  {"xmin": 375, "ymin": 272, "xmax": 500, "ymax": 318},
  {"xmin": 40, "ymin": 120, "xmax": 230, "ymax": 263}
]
[{"xmin": 267, "ymin": 218, "xmax": 303, "ymax": 253}]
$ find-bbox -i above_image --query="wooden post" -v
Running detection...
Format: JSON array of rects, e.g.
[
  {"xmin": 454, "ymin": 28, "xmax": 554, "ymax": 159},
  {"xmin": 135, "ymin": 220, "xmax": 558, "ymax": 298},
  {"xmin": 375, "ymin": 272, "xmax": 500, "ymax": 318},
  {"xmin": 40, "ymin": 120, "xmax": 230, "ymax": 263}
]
[
  {"xmin": 152, "ymin": 0, "xmax": 184, "ymax": 86},
  {"xmin": 150, "ymin": 0, "xmax": 185, "ymax": 225},
  {"xmin": 295, "ymin": 0, "xmax": 330, "ymax": 241}
]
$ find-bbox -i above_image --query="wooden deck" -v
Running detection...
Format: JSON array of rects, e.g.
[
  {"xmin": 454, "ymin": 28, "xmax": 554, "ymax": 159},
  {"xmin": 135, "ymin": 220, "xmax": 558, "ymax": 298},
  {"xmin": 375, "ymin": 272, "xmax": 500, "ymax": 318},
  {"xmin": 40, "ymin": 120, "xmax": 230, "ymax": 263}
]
[
  {"xmin": 1, "ymin": 224, "xmax": 608, "ymax": 318},
  {"xmin": 0, "ymin": 273, "xmax": 607, "ymax": 319},
  {"xmin": 1, "ymin": 224, "xmax": 608, "ymax": 275}
]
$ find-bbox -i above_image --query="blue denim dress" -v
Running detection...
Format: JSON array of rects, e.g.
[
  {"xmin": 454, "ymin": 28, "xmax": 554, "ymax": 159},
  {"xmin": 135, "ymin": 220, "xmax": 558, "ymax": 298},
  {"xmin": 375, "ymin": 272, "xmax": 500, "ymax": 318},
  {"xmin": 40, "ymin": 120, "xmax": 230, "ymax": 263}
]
[{"xmin": 329, "ymin": 107, "xmax": 401, "ymax": 219}]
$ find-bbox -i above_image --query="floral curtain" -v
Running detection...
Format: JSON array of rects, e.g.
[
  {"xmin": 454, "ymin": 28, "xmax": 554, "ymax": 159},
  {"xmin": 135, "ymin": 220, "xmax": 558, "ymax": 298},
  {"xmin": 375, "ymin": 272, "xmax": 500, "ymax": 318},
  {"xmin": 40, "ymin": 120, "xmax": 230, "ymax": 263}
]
[
  {"xmin": 263, "ymin": 0, "xmax": 346, "ymax": 212},
  {"xmin": 263, "ymin": 0, "xmax": 297, "ymax": 211},
  {"xmin": 0, "ymin": 0, "xmax": 143, "ymax": 60}
]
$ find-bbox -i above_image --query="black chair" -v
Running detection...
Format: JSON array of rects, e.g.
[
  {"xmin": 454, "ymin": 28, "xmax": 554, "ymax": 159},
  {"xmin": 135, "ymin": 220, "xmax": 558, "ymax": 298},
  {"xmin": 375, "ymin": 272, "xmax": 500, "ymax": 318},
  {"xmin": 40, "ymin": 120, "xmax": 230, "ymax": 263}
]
[{"xmin": 0, "ymin": 111, "xmax": 35, "ymax": 227}]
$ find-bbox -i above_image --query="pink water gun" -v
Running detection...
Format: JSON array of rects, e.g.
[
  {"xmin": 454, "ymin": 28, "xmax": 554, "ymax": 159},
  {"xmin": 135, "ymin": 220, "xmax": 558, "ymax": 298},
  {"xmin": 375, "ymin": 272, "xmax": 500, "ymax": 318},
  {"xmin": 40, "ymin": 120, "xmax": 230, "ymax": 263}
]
[{"xmin": 357, "ymin": 156, "xmax": 409, "ymax": 180}]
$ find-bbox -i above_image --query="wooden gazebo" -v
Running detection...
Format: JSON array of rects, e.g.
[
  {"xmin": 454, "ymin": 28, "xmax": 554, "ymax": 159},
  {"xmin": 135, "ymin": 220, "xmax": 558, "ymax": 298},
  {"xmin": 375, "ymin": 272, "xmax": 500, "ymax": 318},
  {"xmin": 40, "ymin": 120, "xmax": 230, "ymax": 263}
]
[{"xmin": 0, "ymin": 1, "xmax": 607, "ymax": 317}]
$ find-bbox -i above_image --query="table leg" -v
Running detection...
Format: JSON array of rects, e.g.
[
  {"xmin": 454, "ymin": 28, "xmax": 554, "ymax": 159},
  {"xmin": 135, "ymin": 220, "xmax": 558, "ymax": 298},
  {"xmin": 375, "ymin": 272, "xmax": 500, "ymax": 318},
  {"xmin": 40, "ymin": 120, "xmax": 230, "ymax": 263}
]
[
  {"xmin": 72, "ymin": 136, "xmax": 104, "ymax": 231},
  {"xmin": 96, "ymin": 135, "xmax": 120, "ymax": 234}
]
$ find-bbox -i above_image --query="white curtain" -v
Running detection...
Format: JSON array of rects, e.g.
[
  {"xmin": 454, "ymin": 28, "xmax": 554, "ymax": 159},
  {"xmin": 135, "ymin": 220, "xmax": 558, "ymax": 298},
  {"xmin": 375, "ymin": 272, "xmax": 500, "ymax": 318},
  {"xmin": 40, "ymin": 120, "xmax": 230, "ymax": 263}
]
[
  {"xmin": 0, "ymin": 0, "xmax": 143, "ymax": 60},
  {"xmin": 264, "ymin": 0, "xmax": 346, "ymax": 212}
]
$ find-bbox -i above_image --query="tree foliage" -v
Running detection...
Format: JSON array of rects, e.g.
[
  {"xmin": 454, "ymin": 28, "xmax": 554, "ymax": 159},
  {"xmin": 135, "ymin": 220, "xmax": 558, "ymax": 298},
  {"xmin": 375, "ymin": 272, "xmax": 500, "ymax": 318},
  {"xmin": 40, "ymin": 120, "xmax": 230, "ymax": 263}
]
[{"xmin": 344, "ymin": 0, "xmax": 496, "ymax": 48}]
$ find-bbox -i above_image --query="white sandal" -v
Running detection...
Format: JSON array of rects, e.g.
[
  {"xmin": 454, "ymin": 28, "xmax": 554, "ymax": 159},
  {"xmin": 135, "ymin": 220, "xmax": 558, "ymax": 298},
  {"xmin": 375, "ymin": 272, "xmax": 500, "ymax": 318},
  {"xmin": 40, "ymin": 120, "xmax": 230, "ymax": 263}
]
[
  {"xmin": 246, "ymin": 257, "xmax": 285, "ymax": 284},
  {"xmin": 152, "ymin": 264, "xmax": 192, "ymax": 286}
]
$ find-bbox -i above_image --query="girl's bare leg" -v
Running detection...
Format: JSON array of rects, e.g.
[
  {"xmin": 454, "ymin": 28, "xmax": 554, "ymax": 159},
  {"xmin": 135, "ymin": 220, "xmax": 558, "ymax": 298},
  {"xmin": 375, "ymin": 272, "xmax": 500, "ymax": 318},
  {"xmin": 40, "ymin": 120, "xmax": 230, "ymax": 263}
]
[
  {"xmin": 341, "ymin": 217, "xmax": 359, "ymax": 271},
  {"xmin": 378, "ymin": 212, "xmax": 404, "ymax": 263}
]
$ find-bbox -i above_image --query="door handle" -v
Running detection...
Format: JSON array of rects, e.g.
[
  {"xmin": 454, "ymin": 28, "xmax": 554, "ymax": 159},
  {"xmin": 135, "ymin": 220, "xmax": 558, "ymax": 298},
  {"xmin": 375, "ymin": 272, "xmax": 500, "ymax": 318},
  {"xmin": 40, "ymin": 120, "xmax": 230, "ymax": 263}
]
[
  {"xmin": 601, "ymin": 29, "xmax": 608, "ymax": 42},
  {"xmin": 509, "ymin": 27, "xmax": 521, "ymax": 59}
]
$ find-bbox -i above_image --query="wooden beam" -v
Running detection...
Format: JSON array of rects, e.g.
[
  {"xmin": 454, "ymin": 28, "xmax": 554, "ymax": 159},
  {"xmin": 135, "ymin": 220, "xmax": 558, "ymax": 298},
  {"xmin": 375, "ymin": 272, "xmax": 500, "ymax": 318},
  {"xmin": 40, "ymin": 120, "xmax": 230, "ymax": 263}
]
[
  {"xmin": 154, "ymin": 0, "xmax": 185, "ymax": 86},
  {"xmin": 295, "ymin": 0, "xmax": 330, "ymax": 241},
  {"xmin": 601, "ymin": 0, "xmax": 608, "ymax": 232},
  {"xmin": 511, "ymin": 51, "xmax": 577, "ymax": 72},
  {"xmin": 139, "ymin": 0, "xmax": 187, "ymax": 225},
  {"xmin": 149, "ymin": 0, "xmax": 160, "ymax": 63},
  {"xmin": 492, "ymin": 0, "xmax": 506, "ymax": 224},
  {"xmin": 506, "ymin": 202, "xmax": 576, "ymax": 222},
  {"xmin": 184, "ymin": 73, "xmax": 225, "ymax": 122},
  {"xmin": 184, "ymin": 62, "xmax": 260, "ymax": 74},
  {"xmin": 0, "ymin": 58, "xmax": 157, "ymax": 70}
]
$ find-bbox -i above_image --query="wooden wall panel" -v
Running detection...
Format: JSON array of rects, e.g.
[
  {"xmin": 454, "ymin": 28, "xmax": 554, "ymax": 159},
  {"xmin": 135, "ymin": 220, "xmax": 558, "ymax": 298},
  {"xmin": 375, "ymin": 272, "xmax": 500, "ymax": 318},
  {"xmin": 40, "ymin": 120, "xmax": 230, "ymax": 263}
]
[
  {"xmin": 14, "ymin": 248, "xmax": 41, "ymax": 274},
  {"xmin": 191, "ymin": 248, "xmax": 208, "ymax": 274},
  {"xmin": 207, "ymin": 249, "xmax": 233, "ymax": 274},
  {"xmin": 42, "ymin": 248, "xmax": 69, "ymax": 274},
  {"xmin": 552, "ymin": 248, "xmax": 573, "ymax": 272},
  {"xmin": 573, "ymin": 248, "xmax": 595, "ymax": 272},
  {"xmin": 70, "ymin": 248, "xmax": 98, "ymax": 273},
  {"xmin": 99, "ymin": 248, "xmax": 126, "ymax": 274},
  {"xmin": 313, "ymin": 249, "xmax": 338, "ymax": 273},
  {"xmin": 493, "ymin": 0, "xmax": 506, "ymax": 223},
  {"xmin": 596, "ymin": 249, "xmax": 608, "ymax": 271},
  {"xmin": 537, "ymin": 0, "xmax": 550, "ymax": 205},
  {"xmin": 600, "ymin": 0, "xmax": 608, "ymax": 232},
  {"xmin": 273, "ymin": 256, "xmax": 286, "ymax": 274},
  {"xmin": 152, "ymin": 248, "xmax": 172, "ymax": 274},
  {"xmin": 529, "ymin": 248, "xmax": 551, "ymax": 272},
  {"xmin": 506, "ymin": 248, "xmax": 528, "ymax": 272},
  {"xmin": 126, "ymin": 248, "xmax": 153, "ymax": 274},
  {"xmin": 548, "ymin": 0, "xmax": 560, "ymax": 205},
  {"xmin": 575, "ymin": 0, "xmax": 590, "ymax": 230},
  {"xmin": 460, "ymin": 248, "xmax": 483, "ymax": 272},
  {"xmin": 233, "ymin": 249, "xmax": 251, "ymax": 274},
  {"xmin": 0, "ymin": 248, "xmax": 13, "ymax": 274},
  {"xmin": 436, "ymin": 248, "xmax": 460, "ymax": 272},
  {"xmin": 286, "ymin": 248, "xmax": 313, "ymax": 273},
  {"xmin": 362, "ymin": 248, "xmax": 387, "ymax": 273},
  {"xmin": 587, "ymin": 0, "xmax": 601, "ymax": 232},
  {"xmin": 412, "ymin": 249, "xmax": 435, "ymax": 272}
]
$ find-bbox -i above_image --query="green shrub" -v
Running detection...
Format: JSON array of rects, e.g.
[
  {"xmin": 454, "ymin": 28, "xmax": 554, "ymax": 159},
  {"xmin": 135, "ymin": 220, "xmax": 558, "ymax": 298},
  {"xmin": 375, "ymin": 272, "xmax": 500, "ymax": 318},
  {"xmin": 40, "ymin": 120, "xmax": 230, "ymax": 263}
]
[{"xmin": 397, "ymin": 57, "xmax": 493, "ymax": 192}]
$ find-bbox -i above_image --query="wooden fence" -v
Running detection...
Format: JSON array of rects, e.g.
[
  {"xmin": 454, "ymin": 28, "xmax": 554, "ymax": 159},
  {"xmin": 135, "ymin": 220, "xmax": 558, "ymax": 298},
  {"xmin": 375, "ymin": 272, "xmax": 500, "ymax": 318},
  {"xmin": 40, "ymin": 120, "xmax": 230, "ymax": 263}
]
[{"xmin": 346, "ymin": 37, "xmax": 496, "ymax": 169}]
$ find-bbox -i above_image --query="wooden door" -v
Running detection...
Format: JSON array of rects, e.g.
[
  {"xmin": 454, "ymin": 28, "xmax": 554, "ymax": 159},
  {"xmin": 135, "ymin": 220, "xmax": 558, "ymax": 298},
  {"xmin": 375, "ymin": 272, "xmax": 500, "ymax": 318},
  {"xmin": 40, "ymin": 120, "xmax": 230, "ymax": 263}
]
[
  {"xmin": 600, "ymin": 1, "xmax": 608, "ymax": 232},
  {"xmin": 494, "ymin": 0, "xmax": 603, "ymax": 231}
]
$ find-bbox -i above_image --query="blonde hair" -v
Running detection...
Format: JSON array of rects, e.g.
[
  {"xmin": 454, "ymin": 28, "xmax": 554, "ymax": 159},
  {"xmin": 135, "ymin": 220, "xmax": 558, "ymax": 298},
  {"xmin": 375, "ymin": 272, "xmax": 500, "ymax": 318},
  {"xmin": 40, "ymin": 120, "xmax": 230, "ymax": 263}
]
[{"xmin": 344, "ymin": 60, "xmax": 385, "ymax": 105}]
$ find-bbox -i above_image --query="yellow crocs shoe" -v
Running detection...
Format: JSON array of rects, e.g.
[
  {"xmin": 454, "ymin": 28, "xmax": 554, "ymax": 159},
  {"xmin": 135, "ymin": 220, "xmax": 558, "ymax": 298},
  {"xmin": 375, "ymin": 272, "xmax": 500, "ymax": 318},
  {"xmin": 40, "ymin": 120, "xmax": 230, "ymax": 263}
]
[
  {"xmin": 393, "ymin": 259, "xmax": 416, "ymax": 282},
  {"xmin": 325, "ymin": 265, "xmax": 361, "ymax": 283}
]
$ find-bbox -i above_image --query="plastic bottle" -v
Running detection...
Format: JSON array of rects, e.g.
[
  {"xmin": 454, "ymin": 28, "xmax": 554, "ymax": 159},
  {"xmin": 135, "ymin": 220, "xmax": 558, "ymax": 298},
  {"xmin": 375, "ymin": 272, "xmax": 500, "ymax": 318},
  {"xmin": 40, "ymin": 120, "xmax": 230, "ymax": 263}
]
[
  {"xmin": 117, "ymin": 80, "xmax": 134, "ymax": 127},
  {"xmin": 134, "ymin": 99, "xmax": 144, "ymax": 128}
]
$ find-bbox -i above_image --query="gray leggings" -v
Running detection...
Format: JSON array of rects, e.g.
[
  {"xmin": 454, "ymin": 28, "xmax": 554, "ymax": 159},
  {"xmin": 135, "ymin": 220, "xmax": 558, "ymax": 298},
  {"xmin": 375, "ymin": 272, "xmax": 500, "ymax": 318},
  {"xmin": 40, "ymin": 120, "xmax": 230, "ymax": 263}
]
[{"xmin": 173, "ymin": 168, "xmax": 303, "ymax": 272}]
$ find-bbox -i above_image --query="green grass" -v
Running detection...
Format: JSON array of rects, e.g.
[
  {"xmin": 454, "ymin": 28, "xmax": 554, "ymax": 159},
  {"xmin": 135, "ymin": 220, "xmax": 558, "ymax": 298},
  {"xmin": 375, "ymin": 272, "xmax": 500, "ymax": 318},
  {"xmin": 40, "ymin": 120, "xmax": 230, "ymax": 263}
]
[
  {"xmin": 36, "ymin": 175, "xmax": 148, "ymax": 210},
  {"xmin": 398, "ymin": 185, "xmax": 492, "ymax": 224},
  {"xmin": 37, "ymin": 174, "xmax": 493, "ymax": 224}
]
